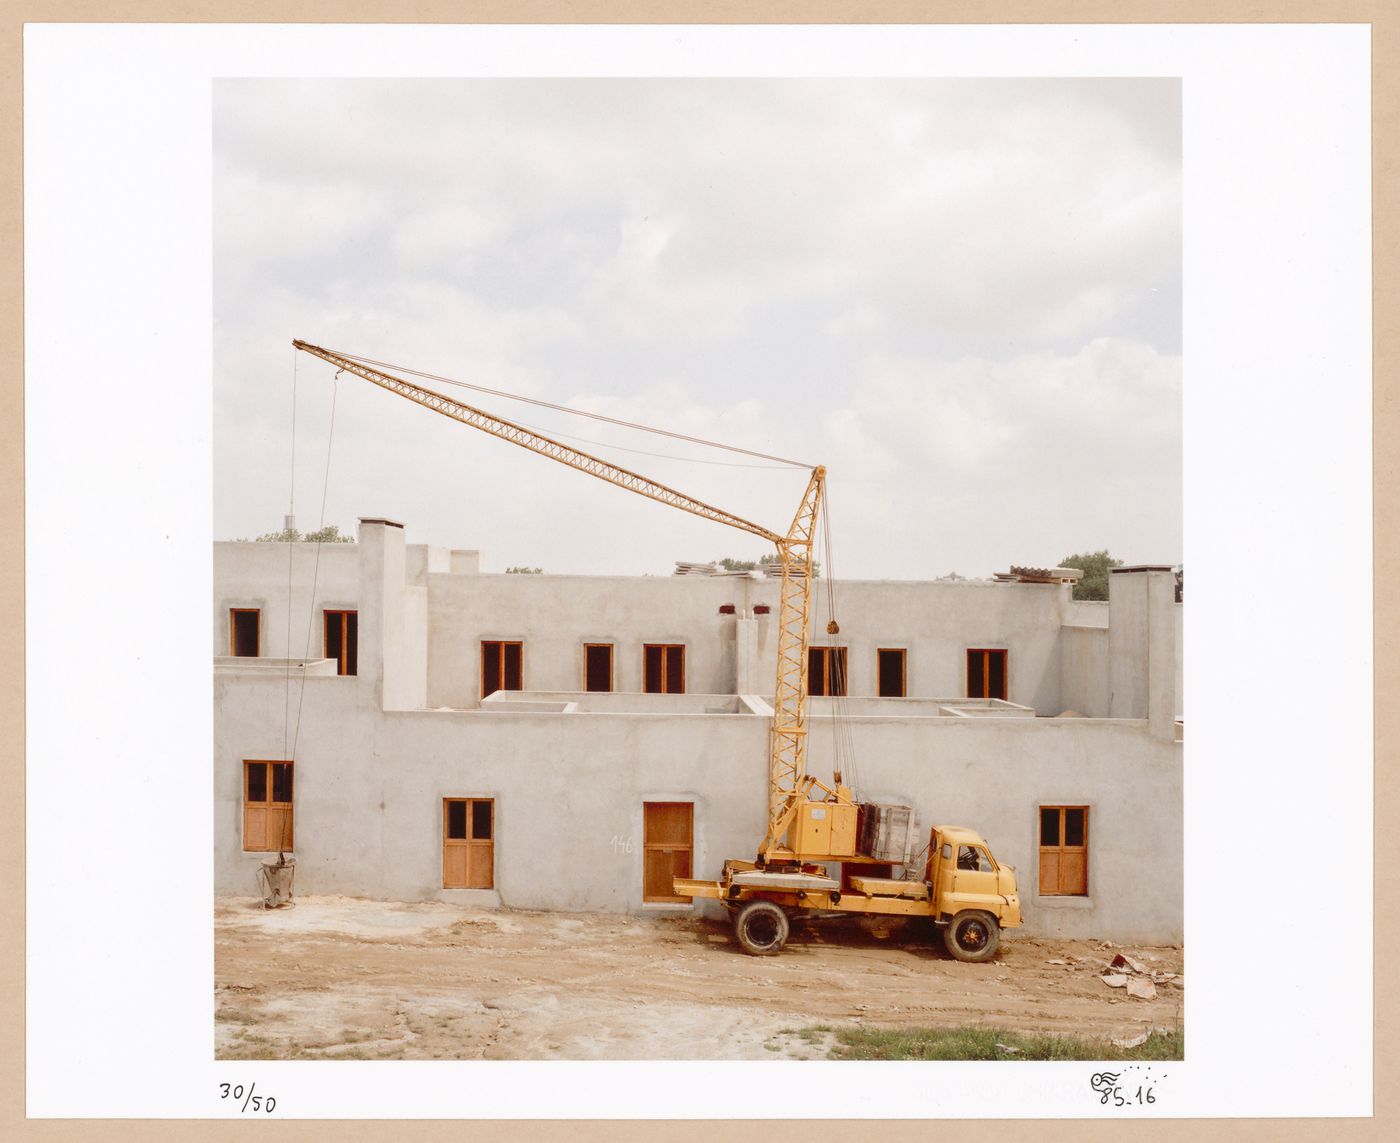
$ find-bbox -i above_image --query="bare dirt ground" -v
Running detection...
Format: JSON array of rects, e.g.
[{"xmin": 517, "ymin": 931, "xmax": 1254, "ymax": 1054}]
[{"xmin": 215, "ymin": 896, "xmax": 1183, "ymax": 1060}]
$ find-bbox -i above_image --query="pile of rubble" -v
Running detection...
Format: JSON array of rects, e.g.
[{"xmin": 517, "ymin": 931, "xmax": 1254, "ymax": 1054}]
[
  {"xmin": 1099, "ymin": 951, "xmax": 1181, "ymax": 1001},
  {"xmin": 1045, "ymin": 944, "xmax": 1183, "ymax": 1002}
]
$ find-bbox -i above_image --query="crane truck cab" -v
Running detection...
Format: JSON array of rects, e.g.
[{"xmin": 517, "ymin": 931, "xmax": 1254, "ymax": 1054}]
[{"xmin": 926, "ymin": 825, "xmax": 1022, "ymax": 962}]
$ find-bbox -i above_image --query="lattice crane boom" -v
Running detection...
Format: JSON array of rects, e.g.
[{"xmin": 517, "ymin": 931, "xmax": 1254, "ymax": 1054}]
[{"xmin": 292, "ymin": 340, "xmax": 826, "ymax": 861}]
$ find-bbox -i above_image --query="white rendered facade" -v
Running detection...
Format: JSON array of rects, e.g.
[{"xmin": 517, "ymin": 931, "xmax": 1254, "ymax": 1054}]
[{"xmin": 215, "ymin": 518, "xmax": 1183, "ymax": 943}]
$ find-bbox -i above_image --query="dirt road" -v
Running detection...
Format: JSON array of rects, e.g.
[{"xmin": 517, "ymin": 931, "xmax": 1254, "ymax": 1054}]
[{"xmin": 215, "ymin": 896, "xmax": 1183, "ymax": 1060}]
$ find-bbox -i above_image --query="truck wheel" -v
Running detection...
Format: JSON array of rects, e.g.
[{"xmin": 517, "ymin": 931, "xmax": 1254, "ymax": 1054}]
[
  {"xmin": 734, "ymin": 900, "xmax": 789, "ymax": 956},
  {"xmin": 943, "ymin": 911, "xmax": 1000, "ymax": 962}
]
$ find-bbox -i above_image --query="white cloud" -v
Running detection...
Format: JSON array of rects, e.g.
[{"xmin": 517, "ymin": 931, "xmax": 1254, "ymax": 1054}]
[
  {"xmin": 214, "ymin": 78, "xmax": 1181, "ymax": 575},
  {"xmin": 819, "ymin": 339, "xmax": 1182, "ymax": 577}
]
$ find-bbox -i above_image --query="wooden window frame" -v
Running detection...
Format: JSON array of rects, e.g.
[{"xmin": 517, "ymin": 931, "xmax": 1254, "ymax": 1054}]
[
  {"xmin": 642, "ymin": 644, "xmax": 686, "ymax": 694},
  {"xmin": 243, "ymin": 760, "xmax": 294, "ymax": 853},
  {"xmin": 323, "ymin": 609, "xmax": 359, "ymax": 676},
  {"xmin": 876, "ymin": 647, "xmax": 907, "ymax": 698},
  {"xmin": 443, "ymin": 797, "xmax": 495, "ymax": 889},
  {"xmin": 1038, "ymin": 805, "xmax": 1089, "ymax": 897},
  {"xmin": 808, "ymin": 645, "xmax": 849, "ymax": 697},
  {"xmin": 643, "ymin": 801, "xmax": 694, "ymax": 903},
  {"xmin": 481, "ymin": 640, "xmax": 524, "ymax": 698},
  {"xmin": 583, "ymin": 643, "xmax": 614, "ymax": 693},
  {"xmin": 229, "ymin": 608, "xmax": 260, "ymax": 657},
  {"xmin": 966, "ymin": 647, "xmax": 1008, "ymax": 701}
]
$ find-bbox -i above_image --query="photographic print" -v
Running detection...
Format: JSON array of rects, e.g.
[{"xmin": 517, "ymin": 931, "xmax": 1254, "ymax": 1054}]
[{"xmin": 212, "ymin": 77, "xmax": 1183, "ymax": 1063}]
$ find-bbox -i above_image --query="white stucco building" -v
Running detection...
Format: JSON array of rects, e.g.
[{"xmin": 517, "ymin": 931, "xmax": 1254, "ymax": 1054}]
[{"xmin": 214, "ymin": 518, "xmax": 1183, "ymax": 943}]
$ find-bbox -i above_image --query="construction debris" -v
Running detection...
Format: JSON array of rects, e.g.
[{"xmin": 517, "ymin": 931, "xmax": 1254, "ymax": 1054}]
[
  {"xmin": 1110, "ymin": 952, "xmax": 1151, "ymax": 975},
  {"xmin": 994, "ymin": 565, "xmax": 1084, "ymax": 585},
  {"xmin": 1097, "ymin": 949, "xmax": 1170, "ymax": 1000}
]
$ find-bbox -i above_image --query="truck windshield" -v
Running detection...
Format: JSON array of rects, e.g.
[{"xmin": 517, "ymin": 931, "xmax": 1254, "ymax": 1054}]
[{"xmin": 956, "ymin": 845, "xmax": 995, "ymax": 872}]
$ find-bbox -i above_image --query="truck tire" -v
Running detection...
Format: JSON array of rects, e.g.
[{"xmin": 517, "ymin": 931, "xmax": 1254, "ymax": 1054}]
[
  {"xmin": 734, "ymin": 900, "xmax": 789, "ymax": 956},
  {"xmin": 943, "ymin": 911, "xmax": 1000, "ymax": 962}
]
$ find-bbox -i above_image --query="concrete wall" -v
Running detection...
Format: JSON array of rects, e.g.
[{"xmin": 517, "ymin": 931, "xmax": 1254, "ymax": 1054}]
[
  {"xmin": 215, "ymin": 673, "xmax": 1182, "ymax": 942},
  {"xmin": 214, "ymin": 540, "xmax": 361, "ymax": 660},
  {"xmin": 213, "ymin": 522, "xmax": 1184, "ymax": 943},
  {"xmin": 1060, "ymin": 626, "xmax": 1110, "ymax": 717},
  {"xmin": 1107, "ymin": 568, "xmax": 1177, "ymax": 739},
  {"xmin": 422, "ymin": 571, "xmax": 1075, "ymax": 714}
]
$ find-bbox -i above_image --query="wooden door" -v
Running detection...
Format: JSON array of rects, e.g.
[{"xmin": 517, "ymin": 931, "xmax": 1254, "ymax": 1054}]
[
  {"xmin": 444, "ymin": 798, "xmax": 494, "ymax": 888},
  {"xmin": 643, "ymin": 801, "xmax": 693, "ymax": 902},
  {"xmin": 243, "ymin": 761, "xmax": 293, "ymax": 852},
  {"xmin": 1039, "ymin": 806, "xmax": 1088, "ymax": 895}
]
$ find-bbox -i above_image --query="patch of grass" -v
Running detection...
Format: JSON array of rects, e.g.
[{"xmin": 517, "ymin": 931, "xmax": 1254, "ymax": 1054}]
[
  {"xmin": 763, "ymin": 1042, "xmax": 781, "ymax": 1052},
  {"xmin": 218, "ymin": 1042, "xmax": 277, "ymax": 1061},
  {"xmin": 824, "ymin": 1025, "xmax": 1183, "ymax": 1061},
  {"xmin": 215, "ymin": 1008, "xmax": 256, "ymax": 1025}
]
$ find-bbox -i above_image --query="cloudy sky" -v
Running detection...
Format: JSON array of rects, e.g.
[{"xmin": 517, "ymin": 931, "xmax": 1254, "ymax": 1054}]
[{"xmin": 213, "ymin": 78, "xmax": 1181, "ymax": 579}]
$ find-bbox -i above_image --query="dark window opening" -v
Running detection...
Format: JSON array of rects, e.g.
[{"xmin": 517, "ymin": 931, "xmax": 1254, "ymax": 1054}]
[
  {"xmin": 246, "ymin": 761, "xmax": 267, "ymax": 804},
  {"xmin": 966, "ymin": 648, "xmax": 1007, "ymax": 700},
  {"xmin": 230, "ymin": 609, "xmax": 259, "ymax": 657},
  {"xmin": 324, "ymin": 610, "xmax": 359, "ymax": 676},
  {"xmin": 271, "ymin": 762, "xmax": 293, "ymax": 803},
  {"xmin": 471, "ymin": 799, "xmax": 493, "ymax": 841},
  {"xmin": 1040, "ymin": 806, "xmax": 1060, "ymax": 846},
  {"xmin": 482, "ymin": 640, "xmax": 523, "ymax": 697},
  {"xmin": 877, "ymin": 648, "xmax": 906, "ymax": 697},
  {"xmin": 643, "ymin": 644, "xmax": 685, "ymax": 694},
  {"xmin": 1064, "ymin": 807, "xmax": 1086, "ymax": 847},
  {"xmin": 809, "ymin": 647, "xmax": 848, "ymax": 697},
  {"xmin": 584, "ymin": 644, "xmax": 613, "ymax": 693},
  {"xmin": 447, "ymin": 800, "xmax": 467, "ymax": 840}
]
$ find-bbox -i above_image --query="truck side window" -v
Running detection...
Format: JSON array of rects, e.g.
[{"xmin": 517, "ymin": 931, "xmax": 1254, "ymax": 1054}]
[{"xmin": 957, "ymin": 845, "xmax": 994, "ymax": 872}]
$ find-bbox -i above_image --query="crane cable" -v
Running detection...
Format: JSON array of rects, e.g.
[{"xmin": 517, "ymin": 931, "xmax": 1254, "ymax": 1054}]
[
  {"xmin": 319, "ymin": 345, "xmax": 811, "ymax": 469},
  {"xmin": 820, "ymin": 491, "xmax": 859, "ymax": 796},
  {"xmin": 274, "ymin": 366, "xmax": 341, "ymax": 860},
  {"xmin": 281, "ymin": 348, "xmax": 299, "ymax": 761},
  {"xmin": 290, "ymin": 372, "xmax": 340, "ymax": 766}
]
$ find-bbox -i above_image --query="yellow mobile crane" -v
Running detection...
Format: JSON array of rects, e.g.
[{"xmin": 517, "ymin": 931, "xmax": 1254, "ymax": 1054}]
[{"xmin": 291, "ymin": 341, "xmax": 1021, "ymax": 961}]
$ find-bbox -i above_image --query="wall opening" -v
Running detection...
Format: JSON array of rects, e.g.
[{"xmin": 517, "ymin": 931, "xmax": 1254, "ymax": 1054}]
[
  {"xmin": 443, "ymin": 797, "xmax": 494, "ymax": 889},
  {"xmin": 243, "ymin": 760, "xmax": 293, "ymax": 852},
  {"xmin": 809, "ymin": 646, "xmax": 848, "ymax": 697},
  {"xmin": 643, "ymin": 644, "xmax": 685, "ymax": 694},
  {"xmin": 643, "ymin": 801, "xmax": 693, "ymax": 902},
  {"xmin": 1039, "ymin": 805, "xmax": 1088, "ymax": 896},
  {"xmin": 482, "ymin": 640, "xmax": 523, "ymax": 697},
  {"xmin": 324, "ymin": 610, "xmax": 359, "ymax": 676},
  {"xmin": 584, "ymin": 643, "xmax": 613, "ymax": 693},
  {"xmin": 877, "ymin": 648, "xmax": 907, "ymax": 697},
  {"xmin": 966, "ymin": 648, "xmax": 1007, "ymax": 700},
  {"xmin": 230, "ymin": 608, "xmax": 260, "ymax": 657}
]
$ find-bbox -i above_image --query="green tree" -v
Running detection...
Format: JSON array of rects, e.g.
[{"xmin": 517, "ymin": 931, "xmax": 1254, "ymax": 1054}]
[
  {"xmin": 1059, "ymin": 550, "xmax": 1122, "ymax": 601},
  {"xmin": 249, "ymin": 524, "xmax": 355, "ymax": 543}
]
